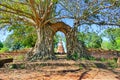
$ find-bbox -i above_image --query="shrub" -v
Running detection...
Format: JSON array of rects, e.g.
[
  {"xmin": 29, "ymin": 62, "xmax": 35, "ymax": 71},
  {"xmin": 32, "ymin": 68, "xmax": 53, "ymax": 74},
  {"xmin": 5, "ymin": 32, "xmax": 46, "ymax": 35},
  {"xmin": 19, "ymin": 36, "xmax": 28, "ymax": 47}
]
[
  {"xmin": 0, "ymin": 47, "xmax": 9, "ymax": 53},
  {"xmin": 67, "ymin": 52, "xmax": 79, "ymax": 60},
  {"xmin": 107, "ymin": 59, "xmax": 118, "ymax": 69}
]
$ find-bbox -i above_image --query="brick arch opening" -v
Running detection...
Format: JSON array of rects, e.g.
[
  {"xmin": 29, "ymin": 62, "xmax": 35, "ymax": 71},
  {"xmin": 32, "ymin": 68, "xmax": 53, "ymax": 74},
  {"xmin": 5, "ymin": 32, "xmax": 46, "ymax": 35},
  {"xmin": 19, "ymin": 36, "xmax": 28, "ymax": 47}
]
[
  {"xmin": 53, "ymin": 31, "xmax": 67, "ymax": 54},
  {"xmin": 51, "ymin": 22, "xmax": 71, "ymax": 36},
  {"xmin": 50, "ymin": 22, "xmax": 72, "ymax": 55}
]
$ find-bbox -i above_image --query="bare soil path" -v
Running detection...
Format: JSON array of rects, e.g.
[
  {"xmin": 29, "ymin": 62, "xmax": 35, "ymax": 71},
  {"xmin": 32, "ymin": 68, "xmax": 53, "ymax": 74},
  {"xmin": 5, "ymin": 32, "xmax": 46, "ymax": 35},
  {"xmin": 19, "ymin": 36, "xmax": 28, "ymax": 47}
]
[{"xmin": 0, "ymin": 68, "xmax": 120, "ymax": 80}]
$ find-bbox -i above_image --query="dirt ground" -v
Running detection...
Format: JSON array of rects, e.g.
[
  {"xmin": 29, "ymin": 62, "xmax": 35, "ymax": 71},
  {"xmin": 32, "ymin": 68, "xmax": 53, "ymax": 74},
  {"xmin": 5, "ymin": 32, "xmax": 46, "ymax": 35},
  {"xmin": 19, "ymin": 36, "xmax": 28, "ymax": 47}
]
[
  {"xmin": 0, "ymin": 50, "xmax": 120, "ymax": 80},
  {"xmin": 0, "ymin": 68, "xmax": 120, "ymax": 80}
]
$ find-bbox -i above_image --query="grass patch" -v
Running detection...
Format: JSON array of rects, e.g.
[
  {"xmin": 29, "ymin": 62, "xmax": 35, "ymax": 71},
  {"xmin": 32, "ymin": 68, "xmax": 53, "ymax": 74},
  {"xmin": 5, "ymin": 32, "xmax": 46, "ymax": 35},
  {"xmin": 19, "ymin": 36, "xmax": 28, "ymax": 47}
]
[{"xmin": 15, "ymin": 55, "xmax": 25, "ymax": 61}]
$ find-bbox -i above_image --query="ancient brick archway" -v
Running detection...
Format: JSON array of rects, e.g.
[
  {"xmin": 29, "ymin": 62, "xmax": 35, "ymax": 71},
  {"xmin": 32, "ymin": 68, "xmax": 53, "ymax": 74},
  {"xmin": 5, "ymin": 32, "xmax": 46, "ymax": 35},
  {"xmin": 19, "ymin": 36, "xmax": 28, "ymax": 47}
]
[
  {"xmin": 50, "ymin": 22, "xmax": 86, "ymax": 58},
  {"xmin": 50, "ymin": 22, "xmax": 71, "ymax": 36},
  {"xmin": 50, "ymin": 22, "xmax": 73, "ymax": 55},
  {"xmin": 26, "ymin": 22, "xmax": 86, "ymax": 61}
]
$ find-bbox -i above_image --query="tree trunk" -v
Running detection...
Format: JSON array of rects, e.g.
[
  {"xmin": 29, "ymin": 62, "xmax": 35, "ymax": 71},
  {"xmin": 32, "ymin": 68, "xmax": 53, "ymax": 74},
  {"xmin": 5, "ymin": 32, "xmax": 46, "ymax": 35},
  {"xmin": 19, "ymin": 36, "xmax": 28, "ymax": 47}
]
[
  {"xmin": 66, "ymin": 20, "xmax": 89, "ymax": 59},
  {"xmin": 26, "ymin": 26, "xmax": 56, "ymax": 61},
  {"xmin": 66, "ymin": 30, "xmax": 88, "ymax": 59}
]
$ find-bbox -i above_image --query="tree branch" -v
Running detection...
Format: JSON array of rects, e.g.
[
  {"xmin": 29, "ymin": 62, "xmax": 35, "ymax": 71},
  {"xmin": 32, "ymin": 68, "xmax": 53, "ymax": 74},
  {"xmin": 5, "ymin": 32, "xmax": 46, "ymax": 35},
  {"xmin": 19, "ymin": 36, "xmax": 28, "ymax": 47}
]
[
  {"xmin": 0, "ymin": 14, "xmax": 36, "ymax": 27},
  {"xmin": 80, "ymin": 1, "xmax": 117, "ymax": 21},
  {"xmin": 0, "ymin": 3, "xmax": 33, "ymax": 18},
  {"xmin": 10, "ymin": 1, "xmax": 29, "ymax": 6},
  {"xmin": 80, "ymin": 22, "xmax": 120, "ymax": 27},
  {"xmin": 29, "ymin": 0, "xmax": 41, "ymax": 27},
  {"xmin": 0, "ymin": 9, "xmax": 30, "ymax": 18},
  {"xmin": 41, "ymin": 1, "xmax": 53, "ymax": 23},
  {"xmin": 43, "ymin": 16, "xmax": 74, "ymax": 26}
]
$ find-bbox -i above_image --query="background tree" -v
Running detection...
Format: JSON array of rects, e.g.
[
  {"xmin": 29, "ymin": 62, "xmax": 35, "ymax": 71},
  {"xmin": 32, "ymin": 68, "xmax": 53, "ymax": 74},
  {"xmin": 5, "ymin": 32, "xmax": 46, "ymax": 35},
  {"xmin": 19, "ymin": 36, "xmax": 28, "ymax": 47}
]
[
  {"xmin": 116, "ymin": 37, "xmax": 120, "ymax": 50},
  {"xmin": 0, "ymin": 41, "xmax": 3, "ymax": 50},
  {"xmin": 78, "ymin": 32, "xmax": 102, "ymax": 48},
  {"xmin": 85, "ymin": 32, "xmax": 102, "ymax": 48},
  {"xmin": 7, "ymin": 24, "xmax": 37, "ymax": 48},
  {"xmin": 101, "ymin": 28, "xmax": 120, "ymax": 50},
  {"xmin": 4, "ymin": 35, "xmax": 22, "ymax": 51}
]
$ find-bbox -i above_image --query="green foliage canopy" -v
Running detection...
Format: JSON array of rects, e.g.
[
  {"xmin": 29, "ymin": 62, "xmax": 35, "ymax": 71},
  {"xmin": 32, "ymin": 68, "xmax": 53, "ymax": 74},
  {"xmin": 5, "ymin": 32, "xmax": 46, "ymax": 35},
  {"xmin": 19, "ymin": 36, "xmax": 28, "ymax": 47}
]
[
  {"xmin": 102, "ymin": 28, "xmax": 120, "ymax": 50},
  {"xmin": 78, "ymin": 32, "xmax": 102, "ymax": 48}
]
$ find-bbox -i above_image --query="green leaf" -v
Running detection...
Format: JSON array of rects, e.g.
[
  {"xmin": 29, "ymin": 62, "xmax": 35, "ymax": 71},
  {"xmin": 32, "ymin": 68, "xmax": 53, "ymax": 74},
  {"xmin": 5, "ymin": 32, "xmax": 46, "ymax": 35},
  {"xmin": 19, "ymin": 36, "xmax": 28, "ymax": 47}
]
[{"xmin": 52, "ymin": 0, "xmax": 58, "ymax": 3}]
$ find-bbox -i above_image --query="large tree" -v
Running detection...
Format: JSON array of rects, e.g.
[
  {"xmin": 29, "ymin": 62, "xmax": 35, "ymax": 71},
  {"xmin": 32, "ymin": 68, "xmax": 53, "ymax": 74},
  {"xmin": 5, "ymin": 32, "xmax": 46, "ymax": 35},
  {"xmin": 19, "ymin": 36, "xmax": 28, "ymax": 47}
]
[
  {"xmin": 0, "ymin": 0, "xmax": 79, "ymax": 61},
  {"xmin": 0, "ymin": 0, "xmax": 120, "ymax": 61}
]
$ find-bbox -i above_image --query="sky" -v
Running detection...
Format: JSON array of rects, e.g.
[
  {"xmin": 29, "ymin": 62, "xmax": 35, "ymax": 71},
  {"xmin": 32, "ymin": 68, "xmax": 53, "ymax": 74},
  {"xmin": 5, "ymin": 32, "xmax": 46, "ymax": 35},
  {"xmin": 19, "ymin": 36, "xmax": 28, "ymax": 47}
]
[{"xmin": 0, "ymin": 28, "xmax": 11, "ymax": 42}]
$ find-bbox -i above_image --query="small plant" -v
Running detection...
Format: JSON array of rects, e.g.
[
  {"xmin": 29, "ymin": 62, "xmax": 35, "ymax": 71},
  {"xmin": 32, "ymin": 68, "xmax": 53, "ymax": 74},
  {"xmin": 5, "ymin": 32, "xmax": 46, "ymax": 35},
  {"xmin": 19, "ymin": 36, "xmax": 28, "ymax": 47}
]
[
  {"xmin": 107, "ymin": 58, "xmax": 118, "ymax": 69},
  {"xmin": 9, "ymin": 64, "xmax": 25, "ymax": 69},
  {"xmin": 72, "ymin": 52, "xmax": 79, "ymax": 60},
  {"xmin": 66, "ymin": 54, "xmax": 72, "ymax": 60},
  {"xmin": 88, "ymin": 56, "xmax": 96, "ymax": 61},
  {"xmin": 66, "ymin": 52, "xmax": 79, "ymax": 60},
  {"xmin": 79, "ymin": 65, "xmax": 83, "ymax": 70},
  {"xmin": 80, "ymin": 57, "xmax": 87, "ymax": 61},
  {"xmin": 9, "ymin": 64, "xmax": 17, "ymax": 69},
  {"xmin": 100, "ymin": 57, "xmax": 107, "ymax": 62},
  {"xmin": 20, "ymin": 64, "xmax": 25, "ymax": 69}
]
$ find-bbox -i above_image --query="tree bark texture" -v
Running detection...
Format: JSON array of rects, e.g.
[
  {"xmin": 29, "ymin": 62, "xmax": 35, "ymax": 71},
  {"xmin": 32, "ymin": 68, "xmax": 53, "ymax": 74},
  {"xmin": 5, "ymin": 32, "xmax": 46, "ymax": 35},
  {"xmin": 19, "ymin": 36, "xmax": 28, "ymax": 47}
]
[{"xmin": 26, "ymin": 26, "xmax": 55, "ymax": 61}]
